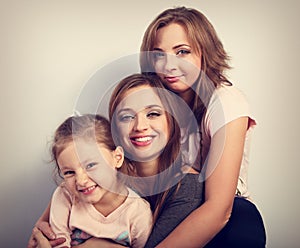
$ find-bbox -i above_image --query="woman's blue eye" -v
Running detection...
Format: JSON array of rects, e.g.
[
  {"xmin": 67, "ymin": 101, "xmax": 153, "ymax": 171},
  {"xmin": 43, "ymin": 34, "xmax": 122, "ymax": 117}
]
[
  {"xmin": 177, "ymin": 49, "xmax": 191, "ymax": 56},
  {"xmin": 147, "ymin": 111, "xmax": 161, "ymax": 119},
  {"xmin": 153, "ymin": 51, "xmax": 165, "ymax": 60},
  {"xmin": 86, "ymin": 163, "xmax": 97, "ymax": 170},
  {"xmin": 119, "ymin": 114, "xmax": 135, "ymax": 122}
]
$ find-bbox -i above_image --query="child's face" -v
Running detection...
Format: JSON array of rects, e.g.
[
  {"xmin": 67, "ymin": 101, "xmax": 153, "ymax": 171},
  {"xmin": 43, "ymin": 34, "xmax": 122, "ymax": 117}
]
[
  {"xmin": 57, "ymin": 139, "xmax": 123, "ymax": 205},
  {"xmin": 113, "ymin": 85, "xmax": 169, "ymax": 164},
  {"xmin": 153, "ymin": 23, "xmax": 201, "ymax": 95}
]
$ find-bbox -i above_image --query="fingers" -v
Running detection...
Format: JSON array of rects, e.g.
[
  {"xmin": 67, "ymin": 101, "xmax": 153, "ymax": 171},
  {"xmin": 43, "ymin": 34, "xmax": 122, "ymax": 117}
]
[
  {"xmin": 26, "ymin": 234, "xmax": 37, "ymax": 248},
  {"xmin": 48, "ymin": 237, "xmax": 67, "ymax": 247},
  {"xmin": 35, "ymin": 221, "xmax": 56, "ymax": 240},
  {"xmin": 27, "ymin": 226, "xmax": 66, "ymax": 248},
  {"xmin": 32, "ymin": 227, "xmax": 51, "ymax": 248}
]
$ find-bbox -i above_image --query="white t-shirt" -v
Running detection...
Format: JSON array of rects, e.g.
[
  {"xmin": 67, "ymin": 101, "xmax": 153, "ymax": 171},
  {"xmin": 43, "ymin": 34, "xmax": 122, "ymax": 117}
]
[{"xmin": 181, "ymin": 84, "xmax": 256, "ymax": 198}]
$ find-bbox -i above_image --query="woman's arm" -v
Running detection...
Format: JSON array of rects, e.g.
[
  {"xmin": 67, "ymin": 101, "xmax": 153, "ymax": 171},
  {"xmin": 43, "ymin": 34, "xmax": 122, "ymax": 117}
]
[
  {"xmin": 31, "ymin": 229, "xmax": 123, "ymax": 248},
  {"xmin": 156, "ymin": 117, "xmax": 248, "ymax": 248},
  {"xmin": 27, "ymin": 201, "xmax": 66, "ymax": 248},
  {"xmin": 35, "ymin": 201, "xmax": 52, "ymax": 236},
  {"xmin": 31, "ymin": 227, "xmax": 52, "ymax": 248}
]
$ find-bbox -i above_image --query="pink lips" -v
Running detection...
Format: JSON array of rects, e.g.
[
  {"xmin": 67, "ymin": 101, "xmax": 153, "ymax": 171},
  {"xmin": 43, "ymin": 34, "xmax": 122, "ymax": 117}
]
[
  {"xmin": 79, "ymin": 185, "xmax": 97, "ymax": 195},
  {"xmin": 130, "ymin": 135, "xmax": 154, "ymax": 147},
  {"xmin": 165, "ymin": 76, "xmax": 181, "ymax": 83}
]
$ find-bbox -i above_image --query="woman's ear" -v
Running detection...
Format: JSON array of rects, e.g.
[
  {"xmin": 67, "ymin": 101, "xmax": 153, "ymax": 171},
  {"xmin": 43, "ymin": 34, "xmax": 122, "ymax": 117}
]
[{"xmin": 114, "ymin": 146, "xmax": 124, "ymax": 168}]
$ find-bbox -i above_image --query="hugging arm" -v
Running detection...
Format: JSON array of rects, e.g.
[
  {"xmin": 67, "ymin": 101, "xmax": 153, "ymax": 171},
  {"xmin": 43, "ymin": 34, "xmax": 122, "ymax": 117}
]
[
  {"xmin": 155, "ymin": 117, "xmax": 248, "ymax": 248},
  {"xmin": 27, "ymin": 201, "xmax": 66, "ymax": 248},
  {"xmin": 27, "ymin": 202, "xmax": 126, "ymax": 248}
]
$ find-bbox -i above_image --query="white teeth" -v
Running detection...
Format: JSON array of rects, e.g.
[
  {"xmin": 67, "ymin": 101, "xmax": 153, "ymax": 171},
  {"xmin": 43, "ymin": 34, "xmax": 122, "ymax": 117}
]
[
  {"xmin": 134, "ymin": 136, "xmax": 152, "ymax": 142},
  {"xmin": 81, "ymin": 186, "xmax": 95, "ymax": 192},
  {"xmin": 87, "ymin": 186, "xmax": 95, "ymax": 191}
]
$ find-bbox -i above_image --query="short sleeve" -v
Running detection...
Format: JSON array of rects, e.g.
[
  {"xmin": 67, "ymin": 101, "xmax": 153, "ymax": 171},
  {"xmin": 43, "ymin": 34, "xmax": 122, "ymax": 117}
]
[
  {"xmin": 49, "ymin": 185, "xmax": 73, "ymax": 247},
  {"xmin": 204, "ymin": 85, "xmax": 256, "ymax": 137}
]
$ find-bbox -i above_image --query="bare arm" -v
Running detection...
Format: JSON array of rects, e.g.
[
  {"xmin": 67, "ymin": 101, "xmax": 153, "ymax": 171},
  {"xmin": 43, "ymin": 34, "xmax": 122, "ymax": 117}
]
[
  {"xmin": 27, "ymin": 201, "xmax": 66, "ymax": 248},
  {"xmin": 156, "ymin": 117, "xmax": 248, "ymax": 248}
]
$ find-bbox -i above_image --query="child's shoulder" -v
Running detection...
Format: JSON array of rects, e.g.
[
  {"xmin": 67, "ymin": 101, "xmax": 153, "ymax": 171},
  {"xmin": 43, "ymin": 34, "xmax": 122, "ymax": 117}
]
[
  {"xmin": 52, "ymin": 183, "xmax": 73, "ymax": 202},
  {"xmin": 126, "ymin": 187, "xmax": 151, "ymax": 211}
]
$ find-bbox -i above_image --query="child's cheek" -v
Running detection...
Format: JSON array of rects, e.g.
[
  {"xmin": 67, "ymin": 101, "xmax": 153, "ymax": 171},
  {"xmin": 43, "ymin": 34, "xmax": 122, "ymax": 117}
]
[
  {"xmin": 64, "ymin": 180, "xmax": 79, "ymax": 197},
  {"xmin": 86, "ymin": 165, "xmax": 118, "ymax": 191}
]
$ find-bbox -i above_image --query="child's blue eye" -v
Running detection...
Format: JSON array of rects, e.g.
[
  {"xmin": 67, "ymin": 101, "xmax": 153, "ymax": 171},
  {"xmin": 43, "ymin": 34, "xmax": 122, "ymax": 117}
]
[{"xmin": 86, "ymin": 162, "xmax": 97, "ymax": 170}]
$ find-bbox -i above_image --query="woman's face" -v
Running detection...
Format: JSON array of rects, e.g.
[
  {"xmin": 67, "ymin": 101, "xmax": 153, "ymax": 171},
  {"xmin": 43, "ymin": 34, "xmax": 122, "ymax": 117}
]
[
  {"xmin": 113, "ymin": 85, "xmax": 169, "ymax": 163},
  {"xmin": 153, "ymin": 23, "xmax": 201, "ymax": 96}
]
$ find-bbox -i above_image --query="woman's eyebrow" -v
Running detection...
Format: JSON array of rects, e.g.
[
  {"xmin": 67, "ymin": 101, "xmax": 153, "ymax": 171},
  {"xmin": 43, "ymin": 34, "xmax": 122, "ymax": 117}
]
[
  {"xmin": 153, "ymin": 44, "xmax": 191, "ymax": 51},
  {"xmin": 117, "ymin": 105, "xmax": 163, "ymax": 114},
  {"xmin": 145, "ymin": 104, "xmax": 163, "ymax": 109},
  {"xmin": 173, "ymin": 44, "xmax": 191, "ymax": 49},
  {"xmin": 117, "ymin": 108, "xmax": 133, "ymax": 115}
]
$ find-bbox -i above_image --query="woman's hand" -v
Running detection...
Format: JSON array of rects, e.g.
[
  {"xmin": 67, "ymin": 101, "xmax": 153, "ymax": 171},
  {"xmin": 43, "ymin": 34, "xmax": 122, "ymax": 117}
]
[
  {"xmin": 31, "ymin": 227, "xmax": 51, "ymax": 248},
  {"xmin": 27, "ymin": 221, "xmax": 66, "ymax": 248}
]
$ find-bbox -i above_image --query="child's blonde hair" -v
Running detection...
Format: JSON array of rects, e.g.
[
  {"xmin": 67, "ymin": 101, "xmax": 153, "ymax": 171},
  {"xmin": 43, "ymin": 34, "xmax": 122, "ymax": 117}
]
[{"xmin": 51, "ymin": 114, "xmax": 116, "ymax": 180}]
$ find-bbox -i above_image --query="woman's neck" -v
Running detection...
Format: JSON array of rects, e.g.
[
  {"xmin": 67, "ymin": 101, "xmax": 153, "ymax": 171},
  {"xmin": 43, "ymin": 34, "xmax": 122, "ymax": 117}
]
[
  {"xmin": 135, "ymin": 160, "xmax": 159, "ymax": 177},
  {"xmin": 179, "ymin": 88, "xmax": 195, "ymax": 109}
]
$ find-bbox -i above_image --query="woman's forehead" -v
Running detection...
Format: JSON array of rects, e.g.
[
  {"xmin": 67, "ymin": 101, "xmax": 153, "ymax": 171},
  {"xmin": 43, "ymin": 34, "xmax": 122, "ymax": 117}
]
[{"xmin": 117, "ymin": 85, "xmax": 163, "ymax": 111}]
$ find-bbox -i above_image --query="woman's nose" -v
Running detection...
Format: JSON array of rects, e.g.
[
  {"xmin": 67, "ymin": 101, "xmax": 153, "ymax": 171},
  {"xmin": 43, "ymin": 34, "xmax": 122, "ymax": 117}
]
[
  {"xmin": 164, "ymin": 53, "xmax": 178, "ymax": 72},
  {"xmin": 133, "ymin": 113, "xmax": 149, "ymax": 131}
]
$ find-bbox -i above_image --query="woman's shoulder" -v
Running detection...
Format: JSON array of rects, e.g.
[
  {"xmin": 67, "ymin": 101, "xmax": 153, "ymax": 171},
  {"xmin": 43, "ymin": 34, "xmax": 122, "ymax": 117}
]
[
  {"xmin": 204, "ymin": 84, "xmax": 255, "ymax": 135},
  {"xmin": 207, "ymin": 84, "xmax": 251, "ymax": 114},
  {"xmin": 214, "ymin": 84, "xmax": 249, "ymax": 104}
]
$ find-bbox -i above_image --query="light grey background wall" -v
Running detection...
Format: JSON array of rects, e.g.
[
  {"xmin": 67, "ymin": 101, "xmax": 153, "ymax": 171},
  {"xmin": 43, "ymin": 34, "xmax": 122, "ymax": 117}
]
[{"xmin": 0, "ymin": 0, "xmax": 299, "ymax": 247}]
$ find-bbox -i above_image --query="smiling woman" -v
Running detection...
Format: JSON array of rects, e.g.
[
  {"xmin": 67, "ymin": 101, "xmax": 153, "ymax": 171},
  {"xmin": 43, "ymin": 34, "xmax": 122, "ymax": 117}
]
[
  {"xmin": 139, "ymin": 6, "xmax": 266, "ymax": 248},
  {"xmin": 152, "ymin": 23, "xmax": 202, "ymax": 95},
  {"xmin": 113, "ymin": 85, "xmax": 170, "ymax": 165},
  {"xmin": 109, "ymin": 73, "xmax": 204, "ymax": 248}
]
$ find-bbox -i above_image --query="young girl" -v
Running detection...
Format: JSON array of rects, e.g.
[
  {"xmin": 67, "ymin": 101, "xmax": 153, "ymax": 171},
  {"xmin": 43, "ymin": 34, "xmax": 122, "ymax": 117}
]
[
  {"xmin": 48, "ymin": 114, "xmax": 152, "ymax": 248},
  {"xmin": 139, "ymin": 6, "xmax": 266, "ymax": 248}
]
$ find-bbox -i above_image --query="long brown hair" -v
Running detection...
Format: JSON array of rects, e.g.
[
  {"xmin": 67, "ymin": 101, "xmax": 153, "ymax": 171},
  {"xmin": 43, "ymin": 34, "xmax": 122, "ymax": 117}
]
[
  {"xmin": 109, "ymin": 73, "xmax": 183, "ymax": 222},
  {"xmin": 140, "ymin": 6, "xmax": 232, "ymax": 122}
]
